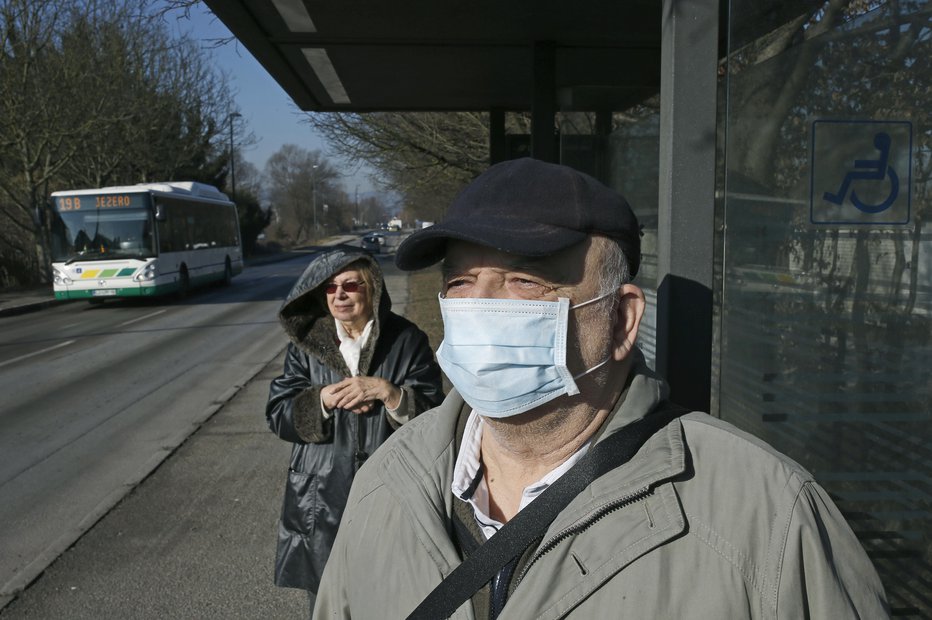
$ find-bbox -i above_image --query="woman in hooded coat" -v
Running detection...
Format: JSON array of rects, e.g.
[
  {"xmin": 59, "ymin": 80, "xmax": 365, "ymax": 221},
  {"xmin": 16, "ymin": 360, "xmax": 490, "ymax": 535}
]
[{"xmin": 266, "ymin": 248, "xmax": 444, "ymax": 613}]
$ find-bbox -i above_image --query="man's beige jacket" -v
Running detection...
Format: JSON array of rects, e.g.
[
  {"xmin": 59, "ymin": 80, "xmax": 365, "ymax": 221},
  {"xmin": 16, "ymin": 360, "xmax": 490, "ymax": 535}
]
[{"xmin": 315, "ymin": 353, "xmax": 889, "ymax": 619}]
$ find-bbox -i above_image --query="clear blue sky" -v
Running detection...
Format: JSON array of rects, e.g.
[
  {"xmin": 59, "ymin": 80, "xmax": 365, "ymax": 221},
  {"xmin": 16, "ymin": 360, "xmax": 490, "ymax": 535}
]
[{"xmin": 168, "ymin": 4, "xmax": 377, "ymax": 196}]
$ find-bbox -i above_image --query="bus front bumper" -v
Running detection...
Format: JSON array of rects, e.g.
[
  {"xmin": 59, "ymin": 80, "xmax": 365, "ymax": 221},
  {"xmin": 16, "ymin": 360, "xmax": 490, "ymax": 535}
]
[{"xmin": 54, "ymin": 283, "xmax": 173, "ymax": 299}]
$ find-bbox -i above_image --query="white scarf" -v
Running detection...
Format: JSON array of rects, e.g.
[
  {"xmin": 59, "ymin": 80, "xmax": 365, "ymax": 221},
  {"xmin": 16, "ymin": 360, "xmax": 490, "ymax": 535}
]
[{"xmin": 334, "ymin": 318, "xmax": 374, "ymax": 375}]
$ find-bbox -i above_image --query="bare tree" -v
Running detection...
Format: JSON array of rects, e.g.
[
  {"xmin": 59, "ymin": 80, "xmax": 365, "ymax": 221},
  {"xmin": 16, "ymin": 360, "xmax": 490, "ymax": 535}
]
[
  {"xmin": 0, "ymin": 0, "xmax": 92, "ymax": 283},
  {"xmin": 231, "ymin": 157, "xmax": 262, "ymax": 201},
  {"xmin": 355, "ymin": 194, "xmax": 390, "ymax": 228},
  {"xmin": 304, "ymin": 110, "xmax": 590, "ymax": 224},
  {"xmin": 0, "ymin": 0, "xmax": 237, "ymax": 287},
  {"xmin": 264, "ymin": 144, "xmax": 342, "ymax": 245},
  {"xmin": 305, "ymin": 112, "xmax": 492, "ymax": 223}
]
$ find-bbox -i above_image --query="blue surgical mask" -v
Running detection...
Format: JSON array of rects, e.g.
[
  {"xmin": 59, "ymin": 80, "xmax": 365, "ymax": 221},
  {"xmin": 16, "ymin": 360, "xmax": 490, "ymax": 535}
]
[{"xmin": 436, "ymin": 292, "xmax": 612, "ymax": 418}]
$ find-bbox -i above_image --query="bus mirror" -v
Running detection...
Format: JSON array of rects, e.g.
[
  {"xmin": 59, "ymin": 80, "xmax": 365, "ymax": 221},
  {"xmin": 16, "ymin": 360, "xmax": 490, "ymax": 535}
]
[{"xmin": 154, "ymin": 204, "xmax": 166, "ymax": 221}]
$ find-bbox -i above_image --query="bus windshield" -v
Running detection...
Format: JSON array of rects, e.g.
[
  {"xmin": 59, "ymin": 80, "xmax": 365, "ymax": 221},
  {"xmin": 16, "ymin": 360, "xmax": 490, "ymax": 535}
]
[{"xmin": 51, "ymin": 209, "xmax": 156, "ymax": 262}]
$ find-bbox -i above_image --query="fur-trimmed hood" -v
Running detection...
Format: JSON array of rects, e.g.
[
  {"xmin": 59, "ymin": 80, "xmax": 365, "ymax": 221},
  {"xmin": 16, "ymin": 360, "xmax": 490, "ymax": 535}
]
[{"xmin": 278, "ymin": 248, "xmax": 390, "ymax": 374}]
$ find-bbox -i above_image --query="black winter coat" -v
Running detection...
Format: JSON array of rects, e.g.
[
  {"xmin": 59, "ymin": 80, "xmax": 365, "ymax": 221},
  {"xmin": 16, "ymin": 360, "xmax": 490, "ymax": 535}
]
[{"xmin": 266, "ymin": 248, "xmax": 444, "ymax": 592}]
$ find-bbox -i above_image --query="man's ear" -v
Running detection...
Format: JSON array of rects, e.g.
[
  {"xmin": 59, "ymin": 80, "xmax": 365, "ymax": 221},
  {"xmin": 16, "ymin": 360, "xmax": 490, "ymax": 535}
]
[{"xmin": 611, "ymin": 284, "xmax": 646, "ymax": 362}]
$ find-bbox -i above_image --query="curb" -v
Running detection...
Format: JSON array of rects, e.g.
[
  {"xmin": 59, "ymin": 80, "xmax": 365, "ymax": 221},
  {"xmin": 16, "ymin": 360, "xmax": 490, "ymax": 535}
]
[{"xmin": 0, "ymin": 298, "xmax": 70, "ymax": 318}]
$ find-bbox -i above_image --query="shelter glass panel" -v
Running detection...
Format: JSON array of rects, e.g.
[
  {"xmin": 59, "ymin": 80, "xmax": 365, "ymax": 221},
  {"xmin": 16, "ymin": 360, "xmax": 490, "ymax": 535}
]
[
  {"xmin": 600, "ymin": 101, "xmax": 661, "ymax": 368},
  {"xmin": 720, "ymin": 2, "xmax": 932, "ymax": 616}
]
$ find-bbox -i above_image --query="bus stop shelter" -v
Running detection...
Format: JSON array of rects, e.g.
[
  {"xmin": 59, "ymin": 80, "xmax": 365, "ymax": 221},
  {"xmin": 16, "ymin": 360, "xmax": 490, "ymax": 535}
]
[
  {"xmin": 206, "ymin": 1, "xmax": 932, "ymax": 615},
  {"xmin": 206, "ymin": 0, "xmax": 727, "ymax": 414}
]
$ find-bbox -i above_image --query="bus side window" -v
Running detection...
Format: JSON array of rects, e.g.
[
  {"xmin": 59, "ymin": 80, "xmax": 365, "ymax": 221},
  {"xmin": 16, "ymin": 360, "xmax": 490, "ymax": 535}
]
[{"xmin": 157, "ymin": 203, "xmax": 174, "ymax": 253}]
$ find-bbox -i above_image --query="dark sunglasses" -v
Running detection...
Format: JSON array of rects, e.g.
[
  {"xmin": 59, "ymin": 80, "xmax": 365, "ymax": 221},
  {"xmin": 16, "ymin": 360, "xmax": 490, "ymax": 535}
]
[{"xmin": 325, "ymin": 280, "xmax": 365, "ymax": 294}]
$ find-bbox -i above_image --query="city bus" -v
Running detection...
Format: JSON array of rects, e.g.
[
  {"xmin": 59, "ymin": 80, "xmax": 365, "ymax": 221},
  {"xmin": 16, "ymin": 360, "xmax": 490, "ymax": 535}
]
[{"xmin": 49, "ymin": 181, "xmax": 243, "ymax": 300}]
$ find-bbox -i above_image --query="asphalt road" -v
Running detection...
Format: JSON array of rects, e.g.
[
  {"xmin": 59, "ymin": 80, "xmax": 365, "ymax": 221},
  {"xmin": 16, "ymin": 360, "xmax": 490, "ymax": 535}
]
[{"xmin": 0, "ymin": 252, "xmax": 319, "ymax": 608}]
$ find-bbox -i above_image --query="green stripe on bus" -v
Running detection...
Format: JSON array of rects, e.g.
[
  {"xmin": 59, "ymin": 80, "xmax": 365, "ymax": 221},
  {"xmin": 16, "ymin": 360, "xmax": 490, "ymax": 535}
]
[
  {"xmin": 54, "ymin": 283, "xmax": 174, "ymax": 299},
  {"xmin": 99, "ymin": 269, "xmax": 119, "ymax": 277},
  {"xmin": 118, "ymin": 268, "xmax": 136, "ymax": 277}
]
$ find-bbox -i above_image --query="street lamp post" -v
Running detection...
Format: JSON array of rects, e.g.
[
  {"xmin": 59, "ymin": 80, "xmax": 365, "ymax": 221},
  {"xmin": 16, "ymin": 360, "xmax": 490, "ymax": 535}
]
[
  {"xmin": 312, "ymin": 164, "xmax": 319, "ymax": 241},
  {"xmin": 228, "ymin": 112, "xmax": 242, "ymax": 197}
]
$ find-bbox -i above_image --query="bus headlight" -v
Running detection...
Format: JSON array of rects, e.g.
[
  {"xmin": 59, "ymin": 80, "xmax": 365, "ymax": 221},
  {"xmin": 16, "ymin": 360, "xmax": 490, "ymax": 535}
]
[
  {"xmin": 53, "ymin": 268, "xmax": 72, "ymax": 285},
  {"xmin": 133, "ymin": 262, "xmax": 158, "ymax": 282}
]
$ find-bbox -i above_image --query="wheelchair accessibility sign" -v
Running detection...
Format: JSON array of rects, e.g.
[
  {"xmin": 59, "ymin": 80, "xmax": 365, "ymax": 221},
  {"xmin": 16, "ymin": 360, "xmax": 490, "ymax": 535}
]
[{"xmin": 810, "ymin": 120, "xmax": 911, "ymax": 225}]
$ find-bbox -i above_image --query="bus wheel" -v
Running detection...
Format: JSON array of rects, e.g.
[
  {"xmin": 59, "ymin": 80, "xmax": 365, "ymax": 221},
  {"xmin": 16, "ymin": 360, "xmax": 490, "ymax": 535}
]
[
  {"xmin": 178, "ymin": 266, "xmax": 190, "ymax": 299},
  {"xmin": 222, "ymin": 258, "xmax": 233, "ymax": 286}
]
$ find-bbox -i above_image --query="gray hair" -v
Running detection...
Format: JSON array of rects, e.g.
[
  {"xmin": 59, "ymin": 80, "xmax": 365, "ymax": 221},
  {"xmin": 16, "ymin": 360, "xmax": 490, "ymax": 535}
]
[{"xmin": 594, "ymin": 235, "xmax": 632, "ymax": 313}]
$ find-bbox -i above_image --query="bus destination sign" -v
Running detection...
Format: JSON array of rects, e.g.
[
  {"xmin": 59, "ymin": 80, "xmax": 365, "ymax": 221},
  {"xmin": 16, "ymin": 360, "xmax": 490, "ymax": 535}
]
[{"xmin": 55, "ymin": 193, "xmax": 149, "ymax": 211}]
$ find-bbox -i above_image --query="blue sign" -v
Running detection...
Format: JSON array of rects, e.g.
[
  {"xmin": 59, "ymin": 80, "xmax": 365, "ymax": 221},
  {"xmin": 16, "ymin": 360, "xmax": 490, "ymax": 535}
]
[{"xmin": 810, "ymin": 120, "xmax": 911, "ymax": 225}]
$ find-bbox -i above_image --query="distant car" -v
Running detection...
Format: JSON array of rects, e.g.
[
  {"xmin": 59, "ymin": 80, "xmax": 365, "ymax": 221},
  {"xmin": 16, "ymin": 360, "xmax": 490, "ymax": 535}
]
[{"xmin": 361, "ymin": 233, "xmax": 386, "ymax": 253}]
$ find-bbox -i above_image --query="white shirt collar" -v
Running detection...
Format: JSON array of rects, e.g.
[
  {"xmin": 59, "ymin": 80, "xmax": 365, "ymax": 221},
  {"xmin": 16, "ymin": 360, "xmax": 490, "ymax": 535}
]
[{"xmin": 451, "ymin": 409, "xmax": 591, "ymax": 539}]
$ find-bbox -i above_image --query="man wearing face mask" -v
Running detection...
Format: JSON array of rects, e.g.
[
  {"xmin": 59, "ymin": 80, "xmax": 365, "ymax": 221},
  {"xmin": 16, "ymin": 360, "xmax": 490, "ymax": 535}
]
[{"xmin": 313, "ymin": 158, "xmax": 889, "ymax": 619}]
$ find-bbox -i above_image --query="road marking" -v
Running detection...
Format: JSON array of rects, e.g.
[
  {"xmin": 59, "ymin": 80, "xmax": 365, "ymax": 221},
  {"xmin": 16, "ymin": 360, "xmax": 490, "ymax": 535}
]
[
  {"xmin": 118, "ymin": 309, "xmax": 167, "ymax": 327},
  {"xmin": 0, "ymin": 340, "xmax": 76, "ymax": 369}
]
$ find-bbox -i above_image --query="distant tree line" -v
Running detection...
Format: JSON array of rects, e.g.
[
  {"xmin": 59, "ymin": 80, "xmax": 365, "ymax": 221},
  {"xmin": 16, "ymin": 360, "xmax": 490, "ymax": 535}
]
[
  {"xmin": 248, "ymin": 142, "xmax": 388, "ymax": 248},
  {"xmin": 0, "ymin": 0, "xmax": 246, "ymax": 288},
  {"xmin": 305, "ymin": 108, "xmax": 679, "ymax": 230},
  {"xmin": 305, "ymin": 112, "xmax": 500, "ymax": 227}
]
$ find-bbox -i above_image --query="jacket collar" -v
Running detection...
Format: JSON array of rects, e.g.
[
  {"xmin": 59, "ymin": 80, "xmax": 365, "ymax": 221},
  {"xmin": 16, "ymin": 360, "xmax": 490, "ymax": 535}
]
[
  {"xmin": 377, "ymin": 348, "xmax": 689, "ymax": 588},
  {"xmin": 542, "ymin": 350, "xmax": 688, "ymax": 535},
  {"xmin": 385, "ymin": 347, "xmax": 686, "ymax": 503}
]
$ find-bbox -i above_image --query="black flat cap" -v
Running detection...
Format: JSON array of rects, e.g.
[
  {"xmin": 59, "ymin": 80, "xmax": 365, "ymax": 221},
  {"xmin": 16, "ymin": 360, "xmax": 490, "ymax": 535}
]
[{"xmin": 394, "ymin": 158, "xmax": 641, "ymax": 277}]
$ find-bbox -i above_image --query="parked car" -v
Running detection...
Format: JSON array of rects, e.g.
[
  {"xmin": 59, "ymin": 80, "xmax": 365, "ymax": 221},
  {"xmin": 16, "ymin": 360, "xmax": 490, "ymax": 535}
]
[{"xmin": 361, "ymin": 233, "xmax": 386, "ymax": 253}]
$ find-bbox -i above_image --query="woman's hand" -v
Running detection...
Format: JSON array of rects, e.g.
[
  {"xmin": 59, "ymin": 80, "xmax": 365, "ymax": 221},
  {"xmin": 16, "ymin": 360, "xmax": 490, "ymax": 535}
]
[{"xmin": 321, "ymin": 377, "xmax": 403, "ymax": 414}]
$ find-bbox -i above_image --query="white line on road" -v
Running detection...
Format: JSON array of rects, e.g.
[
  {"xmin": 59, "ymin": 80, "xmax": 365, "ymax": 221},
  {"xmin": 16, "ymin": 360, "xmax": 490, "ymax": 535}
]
[
  {"xmin": 118, "ymin": 309, "xmax": 167, "ymax": 327},
  {"xmin": 0, "ymin": 340, "xmax": 76, "ymax": 369}
]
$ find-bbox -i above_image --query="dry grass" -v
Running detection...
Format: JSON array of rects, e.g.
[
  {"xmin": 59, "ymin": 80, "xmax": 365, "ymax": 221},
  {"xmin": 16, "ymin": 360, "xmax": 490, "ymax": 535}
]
[{"xmin": 403, "ymin": 264, "xmax": 452, "ymax": 393}]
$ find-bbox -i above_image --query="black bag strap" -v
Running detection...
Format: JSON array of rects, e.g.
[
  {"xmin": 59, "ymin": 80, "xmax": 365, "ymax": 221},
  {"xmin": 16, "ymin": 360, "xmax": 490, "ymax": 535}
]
[{"xmin": 406, "ymin": 404, "xmax": 687, "ymax": 620}]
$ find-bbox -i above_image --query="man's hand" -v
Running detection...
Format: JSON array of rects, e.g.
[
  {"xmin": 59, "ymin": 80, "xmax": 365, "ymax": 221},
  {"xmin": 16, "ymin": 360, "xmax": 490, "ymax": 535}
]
[{"xmin": 321, "ymin": 377, "xmax": 402, "ymax": 414}]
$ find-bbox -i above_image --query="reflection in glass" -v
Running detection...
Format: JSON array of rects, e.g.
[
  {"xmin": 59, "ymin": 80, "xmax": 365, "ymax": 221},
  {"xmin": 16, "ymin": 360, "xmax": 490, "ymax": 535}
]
[
  {"xmin": 51, "ymin": 210, "xmax": 155, "ymax": 262},
  {"xmin": 721, "ymin": 2, "xmax": 931, "ymax": 615}
]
